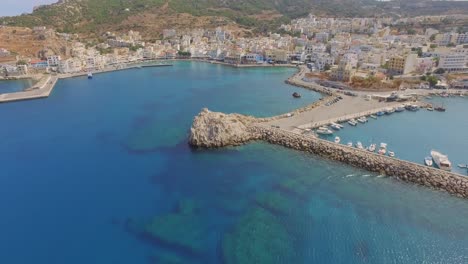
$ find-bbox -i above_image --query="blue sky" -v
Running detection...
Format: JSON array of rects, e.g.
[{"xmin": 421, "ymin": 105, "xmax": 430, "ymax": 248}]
[{"xmin": 1, "ymin": 0, "xmax": 57, "ymax": 17}]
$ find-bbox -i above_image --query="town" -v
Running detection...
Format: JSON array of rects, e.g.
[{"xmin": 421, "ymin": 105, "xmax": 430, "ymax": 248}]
[{"xmin": 1, "ymin": 14, "xmax": 468, "ymax": 91}]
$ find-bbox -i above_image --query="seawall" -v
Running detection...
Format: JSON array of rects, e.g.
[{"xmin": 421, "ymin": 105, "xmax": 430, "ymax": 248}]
[{"xmin": 249, "ymin": 125, "xmax": 468, "ymax": 199}]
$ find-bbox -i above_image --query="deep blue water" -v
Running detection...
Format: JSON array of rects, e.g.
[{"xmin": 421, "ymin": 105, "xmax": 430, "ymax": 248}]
[
  {"xmin": 0, "ymin": 79, "xmax": 33, "ymax": 93},
  {"xmin": 320, "ymin": 97, "xmax": 468, "ymax": 175},
  {"xmin": 1, "ymin": 62, "xmax": 468, "ymax": 264}
]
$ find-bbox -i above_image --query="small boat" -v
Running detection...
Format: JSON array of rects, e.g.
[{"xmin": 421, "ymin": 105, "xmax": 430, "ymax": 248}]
[
  {"xmin": 395, "ymin": 106, "xmax": 405, "ymax": 112},
  {"xmin": 87, "ymin": 72, "xmax": 93, "ymax": 79},
  {"xmin": 348, "ymin": 119, "xmax": 358, "ymax": 126},
  {"xmin": 431, "ymin": 150, "xmax": 452, "ymax": 171},
  {"xmin": 370, "ymin": 115, "xmax": 377, "ymax": 119},
  {"xmin": 434, "ymin": 106, "xmax": 446, "ymax": 112},
  {"xmin": 405, "ymin": 105, "xmax": 419, "ymax": 111},
  {"xmin": 378, "ymin": 143, "xmax": 387, "ymax": 155},
  {"xmin": 385, "ymin": 108, "xmax": 395, "ymax": 115},
  {"xmin": 376, "ymin": 111, "xmax": 385, "ymax": 116},
  {"xmin": 316, "ymin": 127, "xmax": 333, "ymax": 135},
  {"xmin": 330, "ymin": 122, "xmax": 344, "ymax": 129},
  {"xmin": 427, "ymin": 106, "xmax": 434, "ymax": 111},
  {"xmin": 458, "ymin": 164, "xmax": 467, "ymax": 169},
  {"xmin": 388, "ymin": 151, "xmax": 395, "ymax": 157},
  {"xmin": 424, "ymin": 157, "xmax": 433, "ymax": 167},
  {"xmin": 330, "ymin": 123, "xmax": 342, "ymax": 130},
  {"xmin": 368, "ymin": 144, "xmax": 376, "ymax": 152},
  {"xmin": 292, "ymin": 92, "xmax": 301, "ymax": 98},
  {"xmin": 355, "ymin": 141, "xmax": 364, "ymax": 149},
  {"xmin": 334, "ymin": 136, "xmax": 341, "ymax": 144},
  {"xmin": 347, "ymin": 142, "xmax": 353, "ymax": 147},
  {"xmin": 357, "ymin": 117, "xmax": 368, "ymax": 123}
]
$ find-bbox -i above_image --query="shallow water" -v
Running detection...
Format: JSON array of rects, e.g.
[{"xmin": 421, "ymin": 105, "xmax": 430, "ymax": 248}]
[
  {"xmin": 0, "ymin": 78, "xmax": 33, "ymax": 93},
  {"xmin": 0, "ymin": 62, "xmax": 467, "ymax": 263}
]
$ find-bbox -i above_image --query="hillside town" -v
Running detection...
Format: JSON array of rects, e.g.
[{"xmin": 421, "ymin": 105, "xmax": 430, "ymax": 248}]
[{"xmin": 1, "ymin": 14, "xmax": 468, "ymax": 90}]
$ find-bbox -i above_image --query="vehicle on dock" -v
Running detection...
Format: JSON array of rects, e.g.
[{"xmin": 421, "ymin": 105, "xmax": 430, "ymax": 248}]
[
  {"xmin": 424, "ymin": 157, "xmax": 433, "ymax": 167},
  {"xmin": 316, "ymin": 127, "xmax": 334, "ymax": 135},
  {"xmin": 357, "ymin": 117, "xmax": 368, "ymax": 123},
  {"xmin": 431, "ymin": 150, "xmax": 452, "ymax": 171},
  {"xmin": 334, "ymin": 136, "xmax": 341, "ymax": 144},
  {"xmin": 292, "ymin": 92, "xmax": 301, "ymax": 98},
  {"xmin": 348, "ymin": 119, "xmax": 358, "ymax": 126}
]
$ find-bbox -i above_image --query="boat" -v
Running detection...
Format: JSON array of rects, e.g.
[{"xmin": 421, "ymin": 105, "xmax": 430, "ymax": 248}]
[
  {"xmin": 405, "ymin": 105, "xmax": 419, "ymax": 111},
  {"xmin": 388, "ymin": 151, "xmax": 395, "ymax": 157},
  {"xmin": 316, "ymin": 127, "xmax": 334, "ymax": 135},
  {"xmin": 87, "ymin": 72, "xmax": 93, "ymax": 79},
  {"xmin": 395, "ymin": 106, "xmax": 405, "ymax": 112},
  {"xmin": 334, "ymin": 136, "xmax": 341, "ymax": 144},
  {"xmin": 427, "ymin": 106, "xmax": 434, "ymax": 111},
  {"xmin": 378, "ymin": 143, "xmax": 387, "ymax": 155},
  {"xmin": 385, "ymin": 108, "xmax": 395, "ymax": 115},
  {"xmin": 368, "ymin": 144, "xmax": 376, "ymax": 152},
  {"xmin": 348, "ymin": 119, "xmax": 358, "ymax": 126},
  {"xmin": 330, "ymin": 123, "xmax": 342, "ymax": 130},
  {"xmin": 424, "ymin": 157, "xmax": 433, "ymax": 167},
  {"xmin": 376, "ymin": 111, "xmax": 385, "ymax": 116},
  {"xmin": 458, "ymin": 164, "xmax": 467, "ymax": 169},
  {"xmin": 431, "ymin": 150, "xmax": 452, "ymax": 171},
  {"xmin": 370, "ymin": 115, "xmax": 377, "ymax": 119},
  {"xmin": 434, "ymin": 106, "xmax": 446, "ymax": 112},
  {"xmin": 347, "ymin": 142, "xmax": 353, "ymax": 147},
  {"xmin": 355, "ymin": 141, "xmax": 364, "ymax": 149},
  {"xmin": 330, "ymin": 122, "xmax": 344, "ymax": 129},
  {"xmin": 357, "ymin": 117, "xmax": 368, "ymax": 123},
  {"xmin": 292, "ymin": 92, "xmax": 301, "ymax": 98}
]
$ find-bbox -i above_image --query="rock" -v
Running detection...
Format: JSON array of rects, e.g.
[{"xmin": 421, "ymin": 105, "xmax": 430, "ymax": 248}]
[{"xmin": 189, "ymin": 108, "xmax": 256, "ymax": 148}]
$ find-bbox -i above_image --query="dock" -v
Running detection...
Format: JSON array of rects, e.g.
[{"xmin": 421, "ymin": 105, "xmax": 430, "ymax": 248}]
[{"xmin": 0, "ymin": 75, "xmax": 57, "ymax": 103}]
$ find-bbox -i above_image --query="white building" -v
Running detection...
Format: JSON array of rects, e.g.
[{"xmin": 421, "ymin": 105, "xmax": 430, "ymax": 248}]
[
  {"xmin": 47, "ymin": 55, "xmax": 61, "ymax": 67},
  {"xmin": 439, "ymin": 53, "xmax": 467, "ymax": 72}
]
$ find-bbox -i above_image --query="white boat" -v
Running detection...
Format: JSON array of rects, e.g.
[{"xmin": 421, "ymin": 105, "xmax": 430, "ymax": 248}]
[
  {"xmin": 355, "ymin": 141, "xmax": 364, "ymax": 149},
  {"xmin": 370, "ymin": 115, "xmax": 377, "ymax": 119},
  {"xmin": 380, "ymin": 143, "xmax": 388, "ymax": 149},
  {"xmin": 357, "ymin": 117, "xmax": 368, "ymax": 123},
  {"xmin": 330, "ymin": 122, "xmax": 344, "ymax": 129},
  {"xmin": 424, "ymin": 157, "xmax": 433, "ymax": 167},
  {"xmin": 316, "ymin": 127, "xmax": 334, "ymax": 135},
  {"xmin": 368, "ymin": 144, "xmax": 376, "ymax": 152},
  {"xmin": 330, "ymin": 123, "xmax": 341, "ymax": 130},
  {"xmin": 347, "ymin": 142, "xmax": 353, "ymax": 147},
  {"xmin": 457, "ymin": 164, "xmax": 467, "ymax": 168},
  {"xmin": 385, "ymin": 108, "xmax": 395, "ymax": 114},
  {"xmin": 348, "ymin": 119, "xmax": 358, "ymax": 126},
  {"xmin": 378, "ymin": 143, "xmax": 387, "ymax": 155},
  {"xmin": 388, "ymin": 151, "xmax": 395, "ymax": 157},
  {"xmin": 334, "ymin": 136, "xmax": 341, "ymax": 144},
  {"xmin": 87, "ymin": 72, "xmax": 93, "ymax": 79},
  {"xmin": 431, "ymin": 150, "xmax": 452, "ymax": 171}
]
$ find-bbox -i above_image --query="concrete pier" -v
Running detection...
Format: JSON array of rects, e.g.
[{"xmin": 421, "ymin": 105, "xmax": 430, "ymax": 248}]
[{"xmin": 0, "ymin": 75, "xmax": 57, "ymax": 103}]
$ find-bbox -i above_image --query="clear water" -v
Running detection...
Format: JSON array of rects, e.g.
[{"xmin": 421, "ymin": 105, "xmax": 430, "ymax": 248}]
[
  {"xmin": 0, "ymin": 62, "xmax": 467, "ymax": 264},
  {"xmin": 0, "ymin": 79, "xmax": 34, "ymax": 93},
  {"xmin": 320, "ymin": 97, "xmax": 468, "ymax": 175}
]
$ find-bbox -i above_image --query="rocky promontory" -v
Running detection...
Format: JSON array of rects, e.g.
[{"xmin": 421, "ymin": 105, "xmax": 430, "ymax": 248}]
[{"xmin": 189, "ymin": 108, "xmax": 260, "ymax": 148}]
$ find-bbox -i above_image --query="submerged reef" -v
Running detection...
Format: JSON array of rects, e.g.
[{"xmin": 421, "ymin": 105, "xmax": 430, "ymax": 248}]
[
  {"xmin": 222, "ymin": 207, "xmax": 297, "ymax": 264},
  {"xmin": 125, "ymin": 121, "xmax": 186, "ymax": 152}
]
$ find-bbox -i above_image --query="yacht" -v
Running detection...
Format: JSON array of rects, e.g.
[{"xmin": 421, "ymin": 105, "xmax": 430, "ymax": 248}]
[
  {"xmin": 378, "ymin": 143, "xmax": 388, "ymax": 155},
  {"xmin": 376, "ymin": 111, "xmax": 385, "ymax": 116},
  {"xmin": 316, "ymin": 127, "xmax": 334, "ymax": 135},
  {"xmin": 431, "ymin": 150, "xmax": 452, "ymax": 171},
  {"xmin": 334, "ymin": 136, "xmax": 341, "ymax": 144},
  {"xmin": 357, "ymin": 117, "xmax": 368, "ymax": 123},
  {"xmin": 348, "ymin": 119, "xmax": 358, "ymax": 126},
  {"xmin": 330, "ymin": 122, "xmax": 344, "ymax": 129},
  {"xmin": 370, "ymin": 115, "xmax": 377, "ymax": 119},
  {"xmin": 385, "ymin": 108, "xmax": 395, "ymax": 115},
  {"xmin": 355, "ymin": 141, "xmax": 364, "ymax": 149},
  {"xmin": 424, "ymin": 157, "xmax": 433, "ymax": 167},
  {"xmin": 388, "ymin": 151, "xmax": 395, "ymax": 157},
  {"xmin": 87, "ymin": 72, "xmax": 93, "ymax": 79},
  {"xmin": 427, "ymin": 106, "xmax": 434, "ymax": 111},
  {"xmin": 347, "ymin": 142, "xmax": 353, "ymax": 147},
  {"xmin": 330, "ymin": 123, "xmax": 342, "ymax": 130},
  {"xmin": 368, "ymin": 144, "xmax": 376, "ymax": 152}
]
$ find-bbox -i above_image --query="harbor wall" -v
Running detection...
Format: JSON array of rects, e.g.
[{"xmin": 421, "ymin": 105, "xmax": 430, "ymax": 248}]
[{"xmin": 249, "ymin": 125, "xmax": 468, "ymax": 199}]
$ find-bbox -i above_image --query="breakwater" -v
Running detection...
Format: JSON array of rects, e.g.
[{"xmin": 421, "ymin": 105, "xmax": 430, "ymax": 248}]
[{"xmin": 189, "ymin": 109, "xmax": 468, "ymax": 199}]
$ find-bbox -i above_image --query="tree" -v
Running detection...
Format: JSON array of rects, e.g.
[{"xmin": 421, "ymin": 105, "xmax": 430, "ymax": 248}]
[
  {"xmin": 407, "ymin": 29, "xmax": 416, "ymax": 35},
  {"xmin": 430, "ymin": 44, "xmax": 438, "ymax": 49},
  {"xmin": 16, "ymin": 60, "xmax": 28, "ymax": 66},
  {"xmin": 420, "ymin": 75, "xmax": 427, "ymax": 81},
  {"xmin": 434, "ymin": 68, "xmax": 445, "ymax": 74},
  {"xmin": 429, "ymin": 34, "xmax": 436, "ymax": 42},
  {"xmin": 447, "ymin": 43, "xmax": 456, "ymax": 47},
  {"xmin": 426, "ymin": 75, "xmax": 438, "ymax": 87}
]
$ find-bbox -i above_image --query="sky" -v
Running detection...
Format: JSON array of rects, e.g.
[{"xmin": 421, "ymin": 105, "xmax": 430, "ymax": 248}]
[{"xmin": 0, "ymin": 0, "xmax": 57, "ymax": 17}]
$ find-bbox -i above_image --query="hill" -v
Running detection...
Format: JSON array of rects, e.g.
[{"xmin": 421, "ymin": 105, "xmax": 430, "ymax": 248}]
[{"xmin": 0, "ymin": 0, "xmax": 381, "ymax": 38}]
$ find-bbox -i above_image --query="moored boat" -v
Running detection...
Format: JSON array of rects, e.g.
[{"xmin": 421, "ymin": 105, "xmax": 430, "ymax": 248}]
[
  {"xmin": 395, "ymin": 106, "xmax": 405, "ymax": 112},
  {"xmin": 376, "ymin": 111, "xmax": 385, "ymax": 116},
  {"xmin": 355, "ymin": 141, "xmax": 364, "ymax": 149},
  {"xmin": 357, "ymin": 117, "xmax": 368, "ymax": 123},
  {"xmin": 292, "ymin": 92, "xmax": 301, "ymax": 98},
  {"xmin": 330, "ymin": 123, "xmax": 342, "ymax": 130},
  {"xmin": 378, "ymin": 143, "xmax": 387, "ymax": 155},
  {"xmin": 370, "ymin": 114, "xmax": 377, "ymax": 119},
  {"xmin": 334, "ymin": 136, "xmax": 341, "ymax": 144},
  {"xmin": 348, "ymin": 119, "xmax": 358, "ymax": 126},
  {"xmin": 316, "ymin": 127, "xmax": 333, "ymax": 135},
  {"xmin": 434, "ymin": 106, "xmax": 446, "ymax": 112},
  {"xmin": 385, "ymin": 108, "xmax": 395, "ymax": 115},
  {"xmin": 431, "ymin": 150, "xmax": 452, "ymax": 171},
  {"xmin": 347, "ymin": 142, "xmax": 353, "ymax": 147},
  {"xmin": 424, "ymin": 157, "xmax": 433, "ymax": 167},
  {"xmin": 388, "ymin": 151, "xmax": 395, "ymax": 157},
  {"xmin": 368, "ymin": 144, "xmax": 376, "ymax": 152},
  {"xmin": 87, "ymin": 72, "xmax": 93, "ymax": 79}
]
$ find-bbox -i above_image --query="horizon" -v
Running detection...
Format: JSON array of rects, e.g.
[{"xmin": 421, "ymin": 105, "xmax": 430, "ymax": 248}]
[{"xmin": 0, "ymin": 0, "xmax": 57, "ymax": 17}]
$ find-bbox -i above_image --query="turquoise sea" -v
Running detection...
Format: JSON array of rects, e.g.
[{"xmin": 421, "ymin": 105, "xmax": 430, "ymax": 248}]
[{"xmin": 1, "ymin": 61, "xmax": 468, "ymax": 264}]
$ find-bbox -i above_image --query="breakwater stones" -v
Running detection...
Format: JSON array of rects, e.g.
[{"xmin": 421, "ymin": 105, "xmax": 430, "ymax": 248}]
[{"xmin": 189, "ymin": 108, "xmax": 468, "ymax": 199}]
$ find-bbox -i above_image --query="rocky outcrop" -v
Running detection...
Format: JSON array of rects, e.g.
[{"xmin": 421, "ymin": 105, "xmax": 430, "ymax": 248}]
[{"xmin": 189, "ymin": 108, "xmax": 259, "ymax": 148}]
